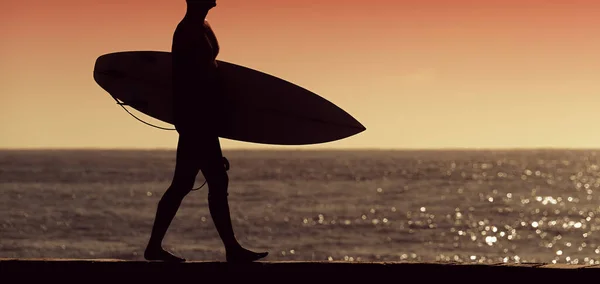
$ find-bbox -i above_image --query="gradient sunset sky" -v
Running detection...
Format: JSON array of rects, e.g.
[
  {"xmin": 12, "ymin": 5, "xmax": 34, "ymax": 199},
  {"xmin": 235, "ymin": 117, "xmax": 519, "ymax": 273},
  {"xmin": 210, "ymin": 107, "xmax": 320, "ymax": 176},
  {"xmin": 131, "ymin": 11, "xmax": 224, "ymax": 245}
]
[{"xmin": 2, "ymin": 0, "xmax": 600, "ymax": 149}]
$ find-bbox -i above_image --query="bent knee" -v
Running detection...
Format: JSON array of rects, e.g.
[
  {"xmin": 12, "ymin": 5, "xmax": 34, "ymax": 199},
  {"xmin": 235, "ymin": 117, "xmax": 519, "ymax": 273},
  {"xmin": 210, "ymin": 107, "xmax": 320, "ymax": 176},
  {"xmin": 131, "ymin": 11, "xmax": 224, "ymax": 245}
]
[
  {"xmin": 206, "ymin": 171, "xmax": 229, "ymax": 199},
  {"xmin": 162, "ymin": 185, "xmax": 192, "ymax": 201},
  {"xmin": 204, "ymin": 167, "xmax": 228, "ymax": 184}
]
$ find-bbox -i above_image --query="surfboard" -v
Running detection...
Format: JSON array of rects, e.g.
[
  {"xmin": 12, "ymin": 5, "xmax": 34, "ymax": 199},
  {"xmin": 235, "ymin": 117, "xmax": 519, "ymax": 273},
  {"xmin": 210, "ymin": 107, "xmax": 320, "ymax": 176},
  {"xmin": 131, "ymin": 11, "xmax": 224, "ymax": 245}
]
[{"xmin": 93, "ymin": 51, "xmax": 366, "ymax": 145}]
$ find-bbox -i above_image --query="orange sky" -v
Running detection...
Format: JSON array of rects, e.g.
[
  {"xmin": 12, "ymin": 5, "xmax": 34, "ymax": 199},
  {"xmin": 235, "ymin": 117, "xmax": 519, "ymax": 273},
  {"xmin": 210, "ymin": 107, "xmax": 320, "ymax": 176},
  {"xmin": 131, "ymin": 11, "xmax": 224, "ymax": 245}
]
[{"xmin": 1, "ymin": 0, "xmax": 600, "ymax": 149}]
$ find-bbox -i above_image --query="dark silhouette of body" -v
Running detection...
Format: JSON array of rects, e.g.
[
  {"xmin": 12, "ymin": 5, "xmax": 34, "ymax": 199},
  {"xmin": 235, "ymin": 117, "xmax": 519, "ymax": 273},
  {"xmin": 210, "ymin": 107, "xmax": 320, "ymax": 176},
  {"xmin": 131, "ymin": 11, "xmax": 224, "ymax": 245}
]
[{"xmin": 144, "ymin": 0, "xmax": 268, "ymax": 262}]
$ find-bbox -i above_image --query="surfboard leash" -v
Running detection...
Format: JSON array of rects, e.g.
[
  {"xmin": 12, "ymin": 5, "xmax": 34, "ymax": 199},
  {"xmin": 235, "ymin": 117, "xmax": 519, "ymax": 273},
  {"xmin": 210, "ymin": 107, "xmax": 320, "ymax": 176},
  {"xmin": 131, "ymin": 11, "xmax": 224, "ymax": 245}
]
[
  {"xmin": 109, "ymin": 97, "xmax": 230, "ymax": 192},
  {"xmin": 115, "ymin": 101, "xmax": 176, "ymax": 131},
  {"xmin": 191, "ymin": 181, "xmax": 207, "ymax": 191},
  {"xmin": 113, "ymin": 97, "xmax": 208, "ymax": 189},
  {"xmin": 191, "ymin": 157, "xmax": 230, "ymax": 191}
]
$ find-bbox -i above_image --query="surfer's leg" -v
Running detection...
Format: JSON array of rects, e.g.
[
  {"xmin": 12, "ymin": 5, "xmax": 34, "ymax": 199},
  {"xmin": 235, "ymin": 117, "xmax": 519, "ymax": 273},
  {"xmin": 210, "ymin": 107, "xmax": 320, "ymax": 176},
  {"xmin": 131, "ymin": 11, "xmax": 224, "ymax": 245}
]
[
  {"xmin": 145, "ymin": 134, "xmax": 200, "ymax": 262},
  {"xmin": 199, "ymin": 135, "xmax": 268, "ymax": 262}
]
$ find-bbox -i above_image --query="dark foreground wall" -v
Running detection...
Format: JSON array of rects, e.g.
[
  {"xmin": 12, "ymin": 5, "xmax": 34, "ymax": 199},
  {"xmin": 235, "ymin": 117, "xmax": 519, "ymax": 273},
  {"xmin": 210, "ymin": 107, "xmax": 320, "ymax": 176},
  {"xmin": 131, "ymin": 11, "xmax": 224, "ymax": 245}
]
[{"xmin": 1, "ymin": 259, "xmax": 598, "ymax": 283}]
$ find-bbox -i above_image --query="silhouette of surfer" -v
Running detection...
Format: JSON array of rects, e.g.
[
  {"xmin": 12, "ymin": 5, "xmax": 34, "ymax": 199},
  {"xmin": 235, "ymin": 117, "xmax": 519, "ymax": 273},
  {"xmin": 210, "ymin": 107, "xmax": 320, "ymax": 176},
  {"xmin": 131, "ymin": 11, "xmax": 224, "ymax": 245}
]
[{"xmin": 144, "ymin": 0, "xmax": 268, "ymax": 262}]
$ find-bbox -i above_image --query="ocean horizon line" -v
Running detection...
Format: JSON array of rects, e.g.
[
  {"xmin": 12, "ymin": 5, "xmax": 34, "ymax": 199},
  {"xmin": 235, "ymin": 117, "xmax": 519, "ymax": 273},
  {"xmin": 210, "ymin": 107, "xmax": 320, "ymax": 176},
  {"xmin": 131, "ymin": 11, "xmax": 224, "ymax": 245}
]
[{"xmin": 2, "ymin": 147, "xmax": 600, "ymax": 152}]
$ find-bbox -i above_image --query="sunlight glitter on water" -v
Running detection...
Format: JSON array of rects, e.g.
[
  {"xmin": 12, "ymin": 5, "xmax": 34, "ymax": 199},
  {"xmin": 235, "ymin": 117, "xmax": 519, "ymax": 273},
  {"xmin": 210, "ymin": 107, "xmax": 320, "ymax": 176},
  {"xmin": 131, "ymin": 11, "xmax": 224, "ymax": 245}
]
[{"xmin": 3, "ymin": 150, "xmax": 600, "ymax": 263}]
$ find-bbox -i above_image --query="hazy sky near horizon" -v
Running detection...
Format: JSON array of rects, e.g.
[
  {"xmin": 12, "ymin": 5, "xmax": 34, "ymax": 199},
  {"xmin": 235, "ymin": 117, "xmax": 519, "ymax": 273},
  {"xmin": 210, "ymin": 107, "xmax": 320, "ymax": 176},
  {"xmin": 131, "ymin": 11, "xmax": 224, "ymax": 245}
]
[{"xmin": 2, "ymin": 0, "xmax": 600, "ymax": 149}]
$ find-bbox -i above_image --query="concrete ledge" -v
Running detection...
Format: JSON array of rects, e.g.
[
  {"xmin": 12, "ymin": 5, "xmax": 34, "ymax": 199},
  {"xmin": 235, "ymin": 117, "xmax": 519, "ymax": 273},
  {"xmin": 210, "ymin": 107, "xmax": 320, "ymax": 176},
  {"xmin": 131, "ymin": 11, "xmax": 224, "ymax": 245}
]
[{"xmin": 1, "ymin": 259, "xmax": 599, "ymax": 283}]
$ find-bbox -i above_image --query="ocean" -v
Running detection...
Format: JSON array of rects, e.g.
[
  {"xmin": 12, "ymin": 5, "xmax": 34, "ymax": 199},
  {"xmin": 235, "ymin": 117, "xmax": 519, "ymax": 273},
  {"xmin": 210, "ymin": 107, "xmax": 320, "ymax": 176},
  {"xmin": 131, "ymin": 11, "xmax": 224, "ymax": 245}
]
[{"xmin": 1, "ymin": 149, "xmax": 600, "ymax": 264}]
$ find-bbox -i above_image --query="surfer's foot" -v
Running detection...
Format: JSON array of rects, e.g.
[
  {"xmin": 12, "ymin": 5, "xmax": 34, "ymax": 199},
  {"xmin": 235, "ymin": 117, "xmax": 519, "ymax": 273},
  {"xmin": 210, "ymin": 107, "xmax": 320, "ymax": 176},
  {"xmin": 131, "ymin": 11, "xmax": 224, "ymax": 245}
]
[
  {"xmin": 144, "ymin": 247, "xmax": 186, "ymax": 262},
  {"xmin": 225, "ymin": 246, "xmax": 268, "ymax": 263}
]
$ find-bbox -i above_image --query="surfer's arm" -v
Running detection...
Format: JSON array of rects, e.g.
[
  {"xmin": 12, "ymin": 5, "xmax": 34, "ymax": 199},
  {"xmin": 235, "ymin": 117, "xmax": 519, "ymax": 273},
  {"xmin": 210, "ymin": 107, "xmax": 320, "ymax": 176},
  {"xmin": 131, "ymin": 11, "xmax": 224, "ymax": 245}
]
[
  {"xmin": 204, "ymin": 21, "xmax": 220, "ymax": 56},
  {"xmin": 187, "ymin": 53, "xmax": 219, "ymax": 94}
]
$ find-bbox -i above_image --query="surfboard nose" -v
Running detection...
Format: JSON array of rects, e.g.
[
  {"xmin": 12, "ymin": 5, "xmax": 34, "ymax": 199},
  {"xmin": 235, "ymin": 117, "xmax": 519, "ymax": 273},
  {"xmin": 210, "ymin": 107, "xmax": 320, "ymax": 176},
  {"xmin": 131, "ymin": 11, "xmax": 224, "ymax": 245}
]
[
  {"xmin": 347, "ymin": 116, "xmax": 366, "ymax": 134},
  {"xmin": 356, "ymin": 122, "xmax": 366, "ymax": 132},
  {"xmin": 342, "ymin": 115, "xmax": 367, "ymax": 138},
  {"xmin": 339, "ymin": 107, "xmax": 366, "ymax": 133}
]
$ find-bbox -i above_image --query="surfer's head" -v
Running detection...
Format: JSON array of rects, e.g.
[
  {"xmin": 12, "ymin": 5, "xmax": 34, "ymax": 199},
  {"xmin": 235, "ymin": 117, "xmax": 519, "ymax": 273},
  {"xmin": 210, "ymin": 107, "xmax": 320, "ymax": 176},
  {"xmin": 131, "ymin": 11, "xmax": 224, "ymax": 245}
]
[
  {"xmin": 185, "ymin": 0, "xmax": 216, "ymax": 19},
  {"xmin": 186, "ymin": 0, "xmax": 216, "ymax": 9}
]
